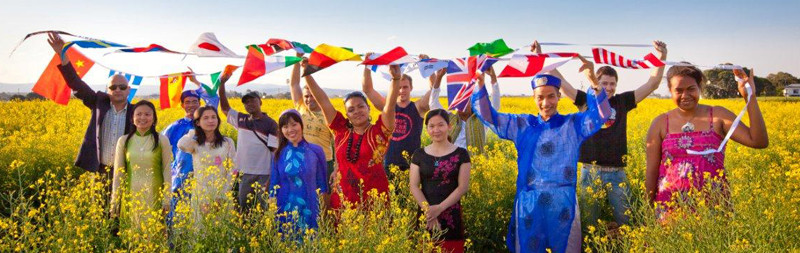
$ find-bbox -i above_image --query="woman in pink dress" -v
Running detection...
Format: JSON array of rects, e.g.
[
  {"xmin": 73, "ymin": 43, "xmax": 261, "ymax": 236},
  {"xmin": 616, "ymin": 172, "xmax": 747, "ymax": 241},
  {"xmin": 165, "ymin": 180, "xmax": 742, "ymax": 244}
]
[{"xmin": 645, "ymin": 64, "xmax": 768, "ymax": 218}]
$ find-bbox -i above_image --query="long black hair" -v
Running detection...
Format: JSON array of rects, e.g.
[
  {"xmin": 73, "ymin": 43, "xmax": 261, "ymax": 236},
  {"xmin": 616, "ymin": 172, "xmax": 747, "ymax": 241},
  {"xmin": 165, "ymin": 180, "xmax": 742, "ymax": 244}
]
[
  {"xmin": 193, "ymin": 105, "xmax": 225, "ymax": 148},
  {"xmin": 274, "ymin": 110, "xmax": 304, "ymax": 161},
  {"xmin": 125, "ymin": 100, "xmax": 159, "ymax": 151}
]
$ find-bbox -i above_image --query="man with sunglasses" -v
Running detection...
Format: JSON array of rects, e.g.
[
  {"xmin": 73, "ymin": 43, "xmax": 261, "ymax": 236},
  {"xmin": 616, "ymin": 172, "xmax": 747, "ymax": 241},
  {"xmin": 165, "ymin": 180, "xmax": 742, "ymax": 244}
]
[{"xmin": 46, "ymin": 32, "xmax": 134, "ymax": 195}]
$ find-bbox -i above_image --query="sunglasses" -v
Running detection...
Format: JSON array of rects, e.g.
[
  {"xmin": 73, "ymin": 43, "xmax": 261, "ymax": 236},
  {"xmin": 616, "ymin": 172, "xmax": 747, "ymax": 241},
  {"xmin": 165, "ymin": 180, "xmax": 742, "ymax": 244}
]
[{"xmin": 108, "ymin": 85, "xmax": 128, "ymax": 91}]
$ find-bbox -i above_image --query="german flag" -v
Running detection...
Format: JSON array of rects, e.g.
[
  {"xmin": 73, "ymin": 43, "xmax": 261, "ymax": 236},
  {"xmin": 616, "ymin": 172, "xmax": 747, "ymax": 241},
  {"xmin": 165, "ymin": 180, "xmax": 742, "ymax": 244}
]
[{"xmin": 302, "ymin": 44, "xmax": 362, "ymax": 77}]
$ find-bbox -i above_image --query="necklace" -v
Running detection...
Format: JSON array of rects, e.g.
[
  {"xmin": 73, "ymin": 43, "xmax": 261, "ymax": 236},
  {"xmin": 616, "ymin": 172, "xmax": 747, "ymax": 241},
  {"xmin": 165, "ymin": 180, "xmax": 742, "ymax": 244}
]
[
  {"xmin": 675, "ymin": 109, "xmax": 699, "ymax": 133},
  {"xmin": 346, "ymin": 130, "xmax": 365, "ymax": 163}
]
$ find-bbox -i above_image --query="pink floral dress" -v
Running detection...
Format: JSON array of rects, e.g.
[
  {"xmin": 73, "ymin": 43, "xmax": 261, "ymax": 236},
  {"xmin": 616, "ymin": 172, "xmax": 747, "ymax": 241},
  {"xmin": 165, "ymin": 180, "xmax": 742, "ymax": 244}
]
[{"xmin": 656, "ymin": 108, "xmax": 727, "ymax": 217}]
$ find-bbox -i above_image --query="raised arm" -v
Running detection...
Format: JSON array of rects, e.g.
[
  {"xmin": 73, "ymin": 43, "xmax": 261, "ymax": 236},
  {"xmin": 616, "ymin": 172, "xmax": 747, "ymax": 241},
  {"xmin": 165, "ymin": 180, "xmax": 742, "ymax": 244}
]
[
  {"xmin": 289, "ymin": 53, "xmax": 305, "ymax": 107},
  {"xmin": 47, "ymin": 32, "xmax": 98, "ymax": 107},
  {"xmin": 633, "ymin": 41, "xmax": 668, "ymax": 103},
  {"xmin": 414, "ymin": 54, "xmax": 434, "ymax": 114},
  {"xmin": 723, "ymin": 68, "xmax": 768, "ymax": 149},
  {"xmin": 302, "ymin": 60, "xmax": 337, "ymax": 125},
  {"xmin": 471, "ymin": 73, "xmax": 527, "ymax": 141},
  {"xmin": 486, "ymin": 66, "xmax": 502, "ymax": 109},
  {"xmin": 187, "ymin": 67, "xmax": 219, "ymax": 108},
  {"xmin": 429, "ymin": 68, "xmax": 447, "ymax": 110},
  {"xmin": 645, "ymin": 114, "xmax": 665, "ymax": 203},
  {"xmin": 382, "ymin": 65, "xmax": 402, "ymax": 129},
  {"xmin": 362, "ymin": 53, "xmax": 387, "ymax": 110},
  {"xmin": 216, "ymin": 71, "xmax": 232, "ymax": 116}
]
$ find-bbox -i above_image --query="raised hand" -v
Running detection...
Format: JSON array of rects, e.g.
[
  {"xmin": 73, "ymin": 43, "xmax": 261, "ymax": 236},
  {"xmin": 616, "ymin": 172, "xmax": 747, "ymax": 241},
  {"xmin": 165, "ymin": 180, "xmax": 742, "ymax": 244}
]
[
  {"xmin": 654, "ymin": 40, "xmax": 667, "ymax": 59},
  {"xmin": 734, "ymin": 68, "xmax": 755, "ymax": 100},
  {"xmin": 47, "ymin": 32, "xmax": 69, "ymax": 65},
  {"xmin": 577, "ymin": 55, "xmax": 594, "ymax": 74},
  {"xmin": 186, "ymin": 67, "xmax": 201, "ymax": 85},
  {"xmin": 531, "ymin": 40, "xmax": 542, "ymax": 54},
  {"xmin": 389, "ymin": 65, "xmax": 402, "ymax": 80}
]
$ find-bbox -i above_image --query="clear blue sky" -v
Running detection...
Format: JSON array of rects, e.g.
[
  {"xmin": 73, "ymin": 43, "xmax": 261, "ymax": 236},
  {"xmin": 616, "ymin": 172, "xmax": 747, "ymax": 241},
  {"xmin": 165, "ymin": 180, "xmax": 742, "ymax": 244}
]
[{"xmin": 1, "ymin": 0, "xmax": 798, "ymax": 96}]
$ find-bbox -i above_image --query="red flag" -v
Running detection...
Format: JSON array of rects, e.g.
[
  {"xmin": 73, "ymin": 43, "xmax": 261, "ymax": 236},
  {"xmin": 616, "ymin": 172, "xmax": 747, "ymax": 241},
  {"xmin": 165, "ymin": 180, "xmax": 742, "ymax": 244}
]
[
  {"xmin": 499, "ymin": 53, "xmax": 579, "ymax": 77},
  {"xmin": 238, "ymin": 45, "xmax": 266, "ymax": 86},
  {"xmin": 32, "ymin": 48, "xmax": 95, "ymax": 105},
  {"xmin": 361, "ymin": 47, "xmax": 415, "ymax": 65}
]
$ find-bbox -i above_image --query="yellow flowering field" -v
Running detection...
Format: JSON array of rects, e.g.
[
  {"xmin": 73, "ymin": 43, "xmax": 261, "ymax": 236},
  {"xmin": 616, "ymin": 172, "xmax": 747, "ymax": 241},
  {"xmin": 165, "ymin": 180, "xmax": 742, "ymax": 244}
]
[{"xmin": 0, "ymin": 96, "xmax": 798, "ymax": 252}]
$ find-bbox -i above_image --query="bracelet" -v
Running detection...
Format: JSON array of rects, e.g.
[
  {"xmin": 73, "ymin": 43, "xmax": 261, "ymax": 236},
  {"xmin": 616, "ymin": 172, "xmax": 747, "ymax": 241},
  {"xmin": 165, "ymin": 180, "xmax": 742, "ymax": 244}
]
[{"xmin": 392, "ymin": 78, "xmax": 401, "ymax": 81}]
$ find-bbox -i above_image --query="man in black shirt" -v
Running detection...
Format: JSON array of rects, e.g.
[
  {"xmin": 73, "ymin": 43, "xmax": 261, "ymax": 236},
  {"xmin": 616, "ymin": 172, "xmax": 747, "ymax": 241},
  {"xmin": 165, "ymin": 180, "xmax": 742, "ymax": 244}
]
[{"xmin": 538, "ymin": 40, "xmax": 667, "ymax": 228}]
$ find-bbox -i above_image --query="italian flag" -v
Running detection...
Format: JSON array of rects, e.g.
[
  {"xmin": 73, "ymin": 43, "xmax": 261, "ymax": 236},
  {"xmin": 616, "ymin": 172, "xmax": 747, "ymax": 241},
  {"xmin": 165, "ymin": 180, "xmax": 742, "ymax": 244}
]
[{"xmin": 238, "ymin": 44, "xmax": 302, "ymax": 86}]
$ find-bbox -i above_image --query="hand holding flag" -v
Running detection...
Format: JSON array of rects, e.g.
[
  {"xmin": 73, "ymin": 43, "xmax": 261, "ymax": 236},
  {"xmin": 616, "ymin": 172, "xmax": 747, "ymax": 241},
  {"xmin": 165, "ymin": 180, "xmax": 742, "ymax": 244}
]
[{"xmin": 46, "ymin": 32, "xmax": 69, "ymax": 66}]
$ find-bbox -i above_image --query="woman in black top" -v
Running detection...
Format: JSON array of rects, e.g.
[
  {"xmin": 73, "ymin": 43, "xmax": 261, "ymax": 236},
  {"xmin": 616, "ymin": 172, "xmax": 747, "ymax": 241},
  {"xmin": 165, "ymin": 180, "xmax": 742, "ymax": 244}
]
[{"xmin": 409, "ymin": 109, "xmax": 471, "ymax": 253}]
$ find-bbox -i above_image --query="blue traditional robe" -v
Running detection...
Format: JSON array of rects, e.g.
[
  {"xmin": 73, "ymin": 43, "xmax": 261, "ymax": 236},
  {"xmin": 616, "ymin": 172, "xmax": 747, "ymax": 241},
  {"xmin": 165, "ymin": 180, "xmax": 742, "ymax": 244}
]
[{"xmin": 471, "ymin": 85, "xmax": 609, "ymax": 253}]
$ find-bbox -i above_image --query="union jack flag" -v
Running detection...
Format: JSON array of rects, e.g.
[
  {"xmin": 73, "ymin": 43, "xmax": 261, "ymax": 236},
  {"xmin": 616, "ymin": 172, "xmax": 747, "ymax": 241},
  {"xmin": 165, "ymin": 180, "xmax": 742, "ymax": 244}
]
[{"xmin": 446, "ymin": 55, "xmax": 497, "ymax": 111}]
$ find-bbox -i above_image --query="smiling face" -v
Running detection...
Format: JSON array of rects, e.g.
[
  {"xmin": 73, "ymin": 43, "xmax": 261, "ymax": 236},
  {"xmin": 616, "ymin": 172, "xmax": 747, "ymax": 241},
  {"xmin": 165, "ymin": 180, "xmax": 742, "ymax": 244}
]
[
  {"xmin": 243, "ymin": 97, "xmax": 262, "ymax": 116},
  {"xmin": 302, "ymin": 86, "xmax": 320, "ymax": 111},
  {"xmin": 198, "ymin": 109, "xmax": 220, "ymax": 132},
  {"xmin": 107, "ymin": 75, "xmax": 130, "ymax": 104},
  {"xmin": 281, "ymin": 117, "xmax": 304, "ymax": 145},
  {"xmin": 533, "ymin": 86, "xmax": 560, "ymax": 119},
  {"xmin": 669, "ymin": 75, "xmax": 702, "ymax": 111},
  {"xmin": 426, "ymin": 114, "xmax": 450, "ymax": 143},
  {"xmin": 345, "ymin": 97, "xmax": 371, "ymax": 128},
  {"xmin": 597, "ymin": 74, "xmax": 618, "ymax": 97},
  {"xmin": 133, "ymin": 104, "xmax": 154, "ymax": 130},
  {"xmin": 182, "ymin": 96, "xmax": 200, "ymax": 117}
]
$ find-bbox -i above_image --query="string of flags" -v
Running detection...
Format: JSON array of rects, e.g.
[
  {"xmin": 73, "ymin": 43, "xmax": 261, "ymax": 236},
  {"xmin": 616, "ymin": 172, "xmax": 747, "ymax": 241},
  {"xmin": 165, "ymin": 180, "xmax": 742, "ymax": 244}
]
[{"xmin": 16, "ymin": 31, "xmax": 743, "ymax": 112}]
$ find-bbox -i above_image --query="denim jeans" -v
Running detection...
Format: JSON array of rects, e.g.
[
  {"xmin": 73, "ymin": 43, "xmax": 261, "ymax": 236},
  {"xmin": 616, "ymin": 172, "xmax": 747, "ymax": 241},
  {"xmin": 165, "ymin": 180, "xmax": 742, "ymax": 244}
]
[{"xmin": 578, "ymin": 164, "xmax": 631, "ymax": 226}]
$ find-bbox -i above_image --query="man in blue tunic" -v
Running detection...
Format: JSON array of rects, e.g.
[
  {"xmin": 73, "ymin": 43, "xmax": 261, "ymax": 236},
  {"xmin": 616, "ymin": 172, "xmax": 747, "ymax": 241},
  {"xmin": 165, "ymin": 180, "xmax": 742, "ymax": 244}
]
[{"xmin": 471, "ymin": 57, "xmax": 611, "ymax": 253}]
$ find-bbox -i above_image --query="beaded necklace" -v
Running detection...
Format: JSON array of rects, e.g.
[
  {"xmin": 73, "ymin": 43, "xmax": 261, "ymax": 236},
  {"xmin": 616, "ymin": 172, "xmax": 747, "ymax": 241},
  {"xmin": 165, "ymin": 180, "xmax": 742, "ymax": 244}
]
[{"xmin": 346, "ymin": 126, "xmax": 368, "ymax": 163}]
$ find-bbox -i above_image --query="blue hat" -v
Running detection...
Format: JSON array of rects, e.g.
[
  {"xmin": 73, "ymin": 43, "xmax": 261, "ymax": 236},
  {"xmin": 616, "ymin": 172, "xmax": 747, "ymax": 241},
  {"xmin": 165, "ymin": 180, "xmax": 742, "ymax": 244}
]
[
  {"xmin": 180, "ymin": 90, "xmax": 200, "ymax": 102},
  {"xmin": 280, "ymin": 109, "xmax": 301, "ymax": 118},
  {"xmin": 531, "ymin": 74, "xmax": 561, "ymax": 90}
]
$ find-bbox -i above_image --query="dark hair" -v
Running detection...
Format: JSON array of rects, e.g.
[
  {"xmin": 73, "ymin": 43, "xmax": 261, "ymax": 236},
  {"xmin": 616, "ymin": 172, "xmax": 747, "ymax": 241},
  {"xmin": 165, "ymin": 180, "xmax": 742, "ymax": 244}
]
[
  {"xmin": 125, "ymin": 100, "xmax": 159, "ymax": 151},
  {"xmin": 274, "ymin": 112, "xmax": 304, "ymax": 161},
  {"xmin": 343, "ymin": 91, "xmax": 369, "ymax": 106},
  {"xmin": 425, "ymin": 109, "xmax": 450, "ymax": 125},
  {"xmin": 666, "ymin": 62, "xmax": 705, "ymax": 90},
  {"xmin": 595, "ymin": 66, "xmax": 618, "ymax": 81},
  {"xmin": 425, "ymin": 109, "xmax": 453, "ymax": 143},
  {"xmin": 193, "ymin": 105, "xmax": 225, "ymax": 148}
]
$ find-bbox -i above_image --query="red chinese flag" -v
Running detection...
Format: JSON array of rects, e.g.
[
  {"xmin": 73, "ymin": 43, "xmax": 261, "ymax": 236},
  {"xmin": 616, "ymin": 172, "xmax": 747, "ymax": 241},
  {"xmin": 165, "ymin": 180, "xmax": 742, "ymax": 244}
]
[{"xmin": 32, "ymin": 48, "xmax": 95, "ymax": 105}]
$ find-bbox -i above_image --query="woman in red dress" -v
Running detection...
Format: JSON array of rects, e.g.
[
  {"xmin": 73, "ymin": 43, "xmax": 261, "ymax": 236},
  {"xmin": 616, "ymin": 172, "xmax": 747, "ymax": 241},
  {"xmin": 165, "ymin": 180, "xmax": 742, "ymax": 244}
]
[{"xmin": 302, "ymin": 61, "xmax": 402, "ymax": 209}]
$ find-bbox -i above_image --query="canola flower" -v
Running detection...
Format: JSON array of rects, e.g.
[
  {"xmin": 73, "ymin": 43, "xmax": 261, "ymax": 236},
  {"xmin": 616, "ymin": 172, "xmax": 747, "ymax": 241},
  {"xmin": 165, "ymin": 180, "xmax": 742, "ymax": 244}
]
[{"xmin": 1, "ymin": 97, "xmax": 799, "ymax": 252}]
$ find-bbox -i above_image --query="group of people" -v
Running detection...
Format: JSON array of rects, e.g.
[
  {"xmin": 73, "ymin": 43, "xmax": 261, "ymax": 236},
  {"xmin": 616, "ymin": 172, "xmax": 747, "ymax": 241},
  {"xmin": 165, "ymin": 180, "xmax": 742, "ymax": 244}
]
[{"xmin": 47, "ymin": 31, "xmax": 768, "ymax": 253}]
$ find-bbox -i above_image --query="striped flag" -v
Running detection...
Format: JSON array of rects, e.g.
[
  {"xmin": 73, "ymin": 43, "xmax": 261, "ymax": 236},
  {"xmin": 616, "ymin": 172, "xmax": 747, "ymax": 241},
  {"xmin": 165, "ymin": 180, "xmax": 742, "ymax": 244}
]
[
  {"xmin": 61, "ymin": 39, "xmax": 127, "ymax": 56},
  {"xmin": 239, "ymin": 43, "xmax": 302, "ymax": 86},
  {"xmin": 302, "ymin": 44, "xmax": 362, "ymax": 76},
  {"xmin": 117, "ymin": 44, "xmax": 180, "ymax": 54},
  {"xmin": 108, "ymin": 70, "xmax": 143, "ymax": 102},
  {"xmin": 499, "ymin": 53, "xmax": 579, "ymax": 77},
  {"xmin": 592, "ymin": 48, "xmax": 665, "ymax": 69},
  {"xmin": 362, "ymin": 47, "xmax": 416, "ymax": 65},
  {"xmin": 159, "ymin": 72, "xmax": 188, "ymax": 109}
]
